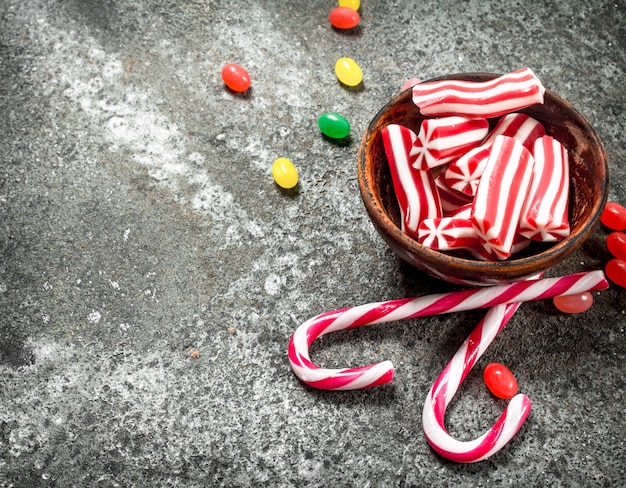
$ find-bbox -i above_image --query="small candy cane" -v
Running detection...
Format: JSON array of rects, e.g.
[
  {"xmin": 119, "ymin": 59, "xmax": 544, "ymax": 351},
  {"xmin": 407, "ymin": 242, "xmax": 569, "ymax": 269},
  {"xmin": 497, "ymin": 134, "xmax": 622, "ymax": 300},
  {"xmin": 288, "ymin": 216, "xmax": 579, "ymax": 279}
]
[
  {"xmin": 422, "ymin": 301, "xmax": 529, "ymax": 463},
  {"xmin": 288, "ymin": 271, "xmax": 607, "ymax": 390}
]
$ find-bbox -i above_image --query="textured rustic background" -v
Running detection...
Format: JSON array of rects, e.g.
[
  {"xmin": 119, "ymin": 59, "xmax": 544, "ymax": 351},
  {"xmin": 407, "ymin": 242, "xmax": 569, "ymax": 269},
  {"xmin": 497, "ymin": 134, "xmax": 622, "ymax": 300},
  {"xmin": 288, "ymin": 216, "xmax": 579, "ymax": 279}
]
[{"xmin": 1, "ymin": 1, "xmax": 625, "ymax": 486}]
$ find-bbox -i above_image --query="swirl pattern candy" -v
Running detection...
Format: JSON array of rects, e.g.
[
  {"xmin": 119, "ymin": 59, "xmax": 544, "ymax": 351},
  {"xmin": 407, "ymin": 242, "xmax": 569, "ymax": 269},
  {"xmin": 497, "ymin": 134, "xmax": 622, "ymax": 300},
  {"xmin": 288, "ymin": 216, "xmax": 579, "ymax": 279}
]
[
  {"xmin": 435, "ymin": 176, "xmax": 473, "ymax": 214},
  {"xmin": 519, "ymin": 136, "xmax": 570, "ymax": 242},
  {"xmin": 444, "ymin": 113, "xmax": 545, "ymax": 196},
  {"xmin": 412, "ymin": 67, "xmax": 545, "ymax": 118},
  {"xmin": 410, "ymin": 116, "xmax": 489, "ymax": 170},
  {"xmin": 287, "ymin": 271, "xmax": 608, "ymax": 390},
  {"xmin": 471, "ymin": 135, "xmax": 535, "ymax": 260},
  {"xmin": 382, "ymin": 124, "xmax": 442, "ymax": 238},
  {"xmin": 418, "ymin": 217, "xmax": 480, "ymax": 252}
]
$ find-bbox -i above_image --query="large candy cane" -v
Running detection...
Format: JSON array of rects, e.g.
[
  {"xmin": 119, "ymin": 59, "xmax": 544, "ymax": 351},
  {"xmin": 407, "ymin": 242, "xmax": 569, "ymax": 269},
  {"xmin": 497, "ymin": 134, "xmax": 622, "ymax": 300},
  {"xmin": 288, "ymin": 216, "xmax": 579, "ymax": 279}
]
[
  {"xmin": 288, "ymin": 271, "xmax": 607, "ymax": 390},
  {"xmin": 422, "ymin": 300, "xmax": 529, "ymax": 463}
]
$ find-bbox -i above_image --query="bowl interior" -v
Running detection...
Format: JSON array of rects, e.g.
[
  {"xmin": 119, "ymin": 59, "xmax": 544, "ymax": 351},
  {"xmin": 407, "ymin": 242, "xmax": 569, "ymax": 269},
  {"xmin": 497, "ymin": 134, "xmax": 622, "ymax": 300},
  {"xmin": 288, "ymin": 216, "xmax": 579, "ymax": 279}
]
[{"xmin": 358, "ymin": 73, "xmax": 609, "ymax": 285}]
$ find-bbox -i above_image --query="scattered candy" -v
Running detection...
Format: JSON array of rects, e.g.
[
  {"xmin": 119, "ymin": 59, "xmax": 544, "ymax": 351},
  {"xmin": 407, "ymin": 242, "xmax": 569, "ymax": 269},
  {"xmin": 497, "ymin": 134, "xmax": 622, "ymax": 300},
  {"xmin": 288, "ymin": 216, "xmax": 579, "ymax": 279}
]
[
  {"xmin": 382, "ymin": 124, "xmax": 442, "ymax": 238},
  {"xmin": 318, "ymin": 112, "xmax": 350, "ymax": 139},
  {"xmin": 519, "ymin": 136, "xmax": 570, "ymax": 242},
  {"xmin": 606, "ymin": 259, "xmax": 626, "ymax": 288},
  {"xmin": 401, "ymin": 77, "xmax": 422, "ymax": 91},
  {"xmin": 272, "ymin": 157, "xmax": 298, "ymax": 189},
  {"xmin": 329, "ymin": 7, "xmax": 360, "ymax": 29},
  {"xmin": 338, "ymin": 0, "xmax": 360, "ymax": 10},
  {"xmin": 335, "ymin": 57, "xmax": 363, "ymax": 87},
  {"xmin": 600, "ymin": 202, "xmax": 626, "ymax": 231},
  {"xmin": 553, "ymin": 292, "xmax": 594, "ymax": 313},
  {"xmin": 423, "ymin": 301, "xmax": 531, "ymax": 463},
  {"xmin": 471, "ymin": 135, "xmax": 535, "ymax": 260},
  {"xmin": 607, "ymin": 232, "xmax": 626, "ymax": 260},
  {"xmin": 483, "ymin": 363, "xmax": 519, "ymax": 399},
  {"xmin": 412, "ymin": 67, "xmax": 545, "ymax": 118},
  {"xmin": 287, "ymin": 271, "xmax": 608, "ymax": 390},
  {"xmin": 410, "ymin": 116, "xmax": 489, "ymax": 170},
  {"xmin": 221, "ymin": 63, "xmax": 251, "ymax": 92}
]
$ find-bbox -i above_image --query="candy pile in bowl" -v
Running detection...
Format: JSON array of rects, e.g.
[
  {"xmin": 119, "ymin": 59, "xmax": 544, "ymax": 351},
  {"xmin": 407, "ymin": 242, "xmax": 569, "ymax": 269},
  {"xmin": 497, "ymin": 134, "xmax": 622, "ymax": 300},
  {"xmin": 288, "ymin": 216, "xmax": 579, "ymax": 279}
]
[{"xmin": 358, "ymin": 68, "xmax": 609, "ymax": 285}]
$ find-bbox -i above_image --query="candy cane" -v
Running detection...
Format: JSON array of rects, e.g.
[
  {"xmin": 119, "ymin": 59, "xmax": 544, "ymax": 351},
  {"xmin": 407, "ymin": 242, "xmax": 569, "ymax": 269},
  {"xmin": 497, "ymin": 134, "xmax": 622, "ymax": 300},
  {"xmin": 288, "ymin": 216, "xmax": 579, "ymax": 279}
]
[
  {"xmin": 287, "ymin": 271, "xmax": 607, "ymax": 390},
  {"xmin": 422, "ymin": 301, "xmax": 529, "ymax": 463}
]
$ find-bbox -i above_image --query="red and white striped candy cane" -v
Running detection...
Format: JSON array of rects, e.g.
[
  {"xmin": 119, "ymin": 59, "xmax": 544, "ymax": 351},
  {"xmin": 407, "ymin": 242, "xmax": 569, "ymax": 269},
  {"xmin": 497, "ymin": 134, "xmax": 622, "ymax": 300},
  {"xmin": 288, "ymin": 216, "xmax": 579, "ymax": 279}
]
[
  {"xmin": 471, "ymin": 135, "xmax": 535, "ymax": 260},
  {"xmin": 519, "ymin": 136, "xmax": 570, "ymax": 242},
  {"xmin": 423, "ymin": 300, "xmax": 530, "ymax": 463},
  {"xmin": 410, "ymin": 116, "xmax": 489, "ymax": 170},
  {"xmin": 382, "ymin": 124, "xmax": 442, "ymax": 238},
  {"xmin": 412, "ymin": 67, "xmax": 545, "ymax": 118},
  {"xmin": 287, "ymin": 271, "xmax": 607, "ymax": 390}
]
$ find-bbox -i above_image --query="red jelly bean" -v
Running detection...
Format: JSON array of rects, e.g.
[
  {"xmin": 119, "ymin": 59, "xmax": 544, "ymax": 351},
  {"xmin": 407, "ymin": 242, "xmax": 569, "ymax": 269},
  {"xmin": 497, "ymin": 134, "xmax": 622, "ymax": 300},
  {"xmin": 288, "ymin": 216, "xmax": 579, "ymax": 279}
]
[
  {"xmin": 329, "ymin": 7, "xmax": 360, "ymax": 29},
  {"xmin": 606, "ymin": 258, "xmax": 626, "ymax": 288},
  {"xmin": 607, "ymin": 232, "xmax": 626, "ymax": 260},
  {"xmin": 221, "ymin": 63, "xmax": 251, "ymax": 92},
  {"xmin": 553, "ymin": 292, "xmax": 594, "ymax": 313},
  {"xmin": 483, "ymin": 363, "xmax": 518, "ymax": 400},
  {"xmin": 600, "ymin": 202, "xmax": 626, "ymax": 231}
]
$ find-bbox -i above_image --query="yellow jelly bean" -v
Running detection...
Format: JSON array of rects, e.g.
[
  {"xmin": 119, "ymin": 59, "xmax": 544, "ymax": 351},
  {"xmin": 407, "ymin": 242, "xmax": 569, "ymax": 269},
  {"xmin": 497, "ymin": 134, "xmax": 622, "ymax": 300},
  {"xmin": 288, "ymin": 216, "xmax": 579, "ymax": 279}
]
[
  {"xmin": 272, "ymin": 157, "xmax": 298, "ymax": 189},
  {"xmin": 338, "ymin": 0, "xmax": 360, "ymax": 11},
  {"xmin": 334, "ymin": 57, "xmax": 363, "ymax": 87}
]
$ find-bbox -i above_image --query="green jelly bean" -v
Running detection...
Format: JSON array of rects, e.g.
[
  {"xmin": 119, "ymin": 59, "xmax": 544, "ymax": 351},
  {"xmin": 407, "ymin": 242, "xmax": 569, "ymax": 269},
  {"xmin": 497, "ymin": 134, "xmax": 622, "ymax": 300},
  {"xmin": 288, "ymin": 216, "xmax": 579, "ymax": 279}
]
[{"xmin": 318, "ymin": 112, "xmax": 350, "ymax": 139}]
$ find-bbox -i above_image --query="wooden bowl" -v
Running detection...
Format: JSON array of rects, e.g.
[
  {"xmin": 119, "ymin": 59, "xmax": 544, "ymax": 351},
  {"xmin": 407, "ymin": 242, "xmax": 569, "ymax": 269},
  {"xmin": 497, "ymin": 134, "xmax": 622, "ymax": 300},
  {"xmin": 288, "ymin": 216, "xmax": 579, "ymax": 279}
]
[{"xmin": 358, "ymin": 73, "xmax": 609, "ymax": 285}]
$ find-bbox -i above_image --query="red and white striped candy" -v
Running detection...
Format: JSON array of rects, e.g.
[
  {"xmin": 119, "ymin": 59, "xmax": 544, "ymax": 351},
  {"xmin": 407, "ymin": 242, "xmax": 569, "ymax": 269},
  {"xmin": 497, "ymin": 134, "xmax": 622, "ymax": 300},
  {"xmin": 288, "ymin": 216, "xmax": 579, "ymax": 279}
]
[
  {"xmin": 287, "ymin": 271, "xmax": 608, "ymax": 390},
  {"xmin": 464, "ymin": 233, "xmax": 531, "ymax": 261},
  {"xmin": 410, "ymin": 116, "xmax": 489, "ymax": 170},
  {"xmin": 443, "ymin": 146, "xmax": 491, "ymax": 196},
  {"xmin": 519, "ymin": 136, "xmax": 570, "ymax": 242},
  {"xmin": 418, "ymin": 217, "xmax": 479, "ymax": 252},
  {"xmin": 412, "ymin": 67, "xmax": 545, "ymax": 118},
  {"xmin": 484, "ymin": 112, "xmax": 546, "ymax": 150},
  {"xmin": 423, "ymin": 300, "xmax": 531, "ymax": 463},
  {"xmin": 382, "ymin": 124, "xmax": 442, "ymax": 238},
  {"xmin": 445, "ymin": 202, "xmax": 473, "ymax": 219},
  {"xmin": 471, "ymin": 135, "xmax": 535, "ymax": 260},
  {"xmin": 444, "ymin": 113, "xmax": 545, "ymax": 196},
  {"xmin": 435, "ymin": 175, "xmax": 473, "ymax": 214}
]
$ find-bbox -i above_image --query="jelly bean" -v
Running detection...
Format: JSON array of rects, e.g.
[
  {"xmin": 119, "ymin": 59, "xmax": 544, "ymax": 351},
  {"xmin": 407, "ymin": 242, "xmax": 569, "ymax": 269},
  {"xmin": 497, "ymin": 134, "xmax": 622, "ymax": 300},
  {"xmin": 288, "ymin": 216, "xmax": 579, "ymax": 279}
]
[
  {"xmin": 329, "ymin": 7, "xmax": 360, "ymax": 29},
  {"xmin": 553, "ymin": 292, "xmax": 594, "ymax": 313},
  {"xmin": 607, "ymin": 232, "xmax": 626, "ymax": 260},
  {"xmin": 606, "ymin": 258, "xmax": 626, "ymax": 288},
  {"xmin": 483, "ymin": 363, "xmax": 518, "ymax": 400},
  {"xmin": 401, "ymin": 77, "xmax": 422, "ymax": 91},
  {"xmin": 272, "ymin": 157, "xmax": 298, "ymax": 189},
  {"xmin": 338, "ymin": 0, "xmax": 360, "ymax": 11},
  {"xmin": 335, "ymin": 57, "xmax": 363, "ymax": 87},
  {"xmin": 318, "ymin": 112, "xmax": 350, "ymax": 139},
  {"xmin": 600, "ymin": 202, "xmax": 626, "ymax": 231},
  {"xmin": 221, "ymin": 63, "xmax": 251, "ymax": 92}
]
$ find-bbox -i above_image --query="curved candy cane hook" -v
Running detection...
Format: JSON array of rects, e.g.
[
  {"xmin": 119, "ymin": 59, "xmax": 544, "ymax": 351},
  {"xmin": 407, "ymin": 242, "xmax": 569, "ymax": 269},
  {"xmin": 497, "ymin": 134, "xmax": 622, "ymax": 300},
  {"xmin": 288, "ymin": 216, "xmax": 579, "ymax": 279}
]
[
  {"xmin": 422, "ymin": 301, "xmax": 531, "ymax": 462},
  {"xmin": 288, "ymin": 271, "xmax": 607, "ymax": 391}
]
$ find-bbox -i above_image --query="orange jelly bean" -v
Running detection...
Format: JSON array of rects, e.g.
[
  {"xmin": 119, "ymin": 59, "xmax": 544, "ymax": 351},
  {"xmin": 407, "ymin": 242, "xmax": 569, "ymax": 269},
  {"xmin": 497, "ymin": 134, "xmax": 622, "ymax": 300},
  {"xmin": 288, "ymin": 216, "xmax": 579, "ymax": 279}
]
[
  {"xmin": 553, "ymin": 292, "xmax": 594, "ymax": 313},
  {"xmin": 221, "ymin": 63, "xmax": 251, "ymax": 92},
  {"xmin": 483, "ymin": 363, "xmax": 518, "ymax": 399},
  {"xmin": 329, "ymin": 7, "xmax": 360, "ymax": 29}
]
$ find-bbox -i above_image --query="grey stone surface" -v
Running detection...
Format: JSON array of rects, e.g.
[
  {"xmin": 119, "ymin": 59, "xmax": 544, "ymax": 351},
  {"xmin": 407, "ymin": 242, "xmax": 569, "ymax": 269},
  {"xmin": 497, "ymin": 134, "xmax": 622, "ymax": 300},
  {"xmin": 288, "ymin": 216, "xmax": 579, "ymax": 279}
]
[{"xmin": 1, "ymin": 0, "xmax": 625, "ymax": 486}]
